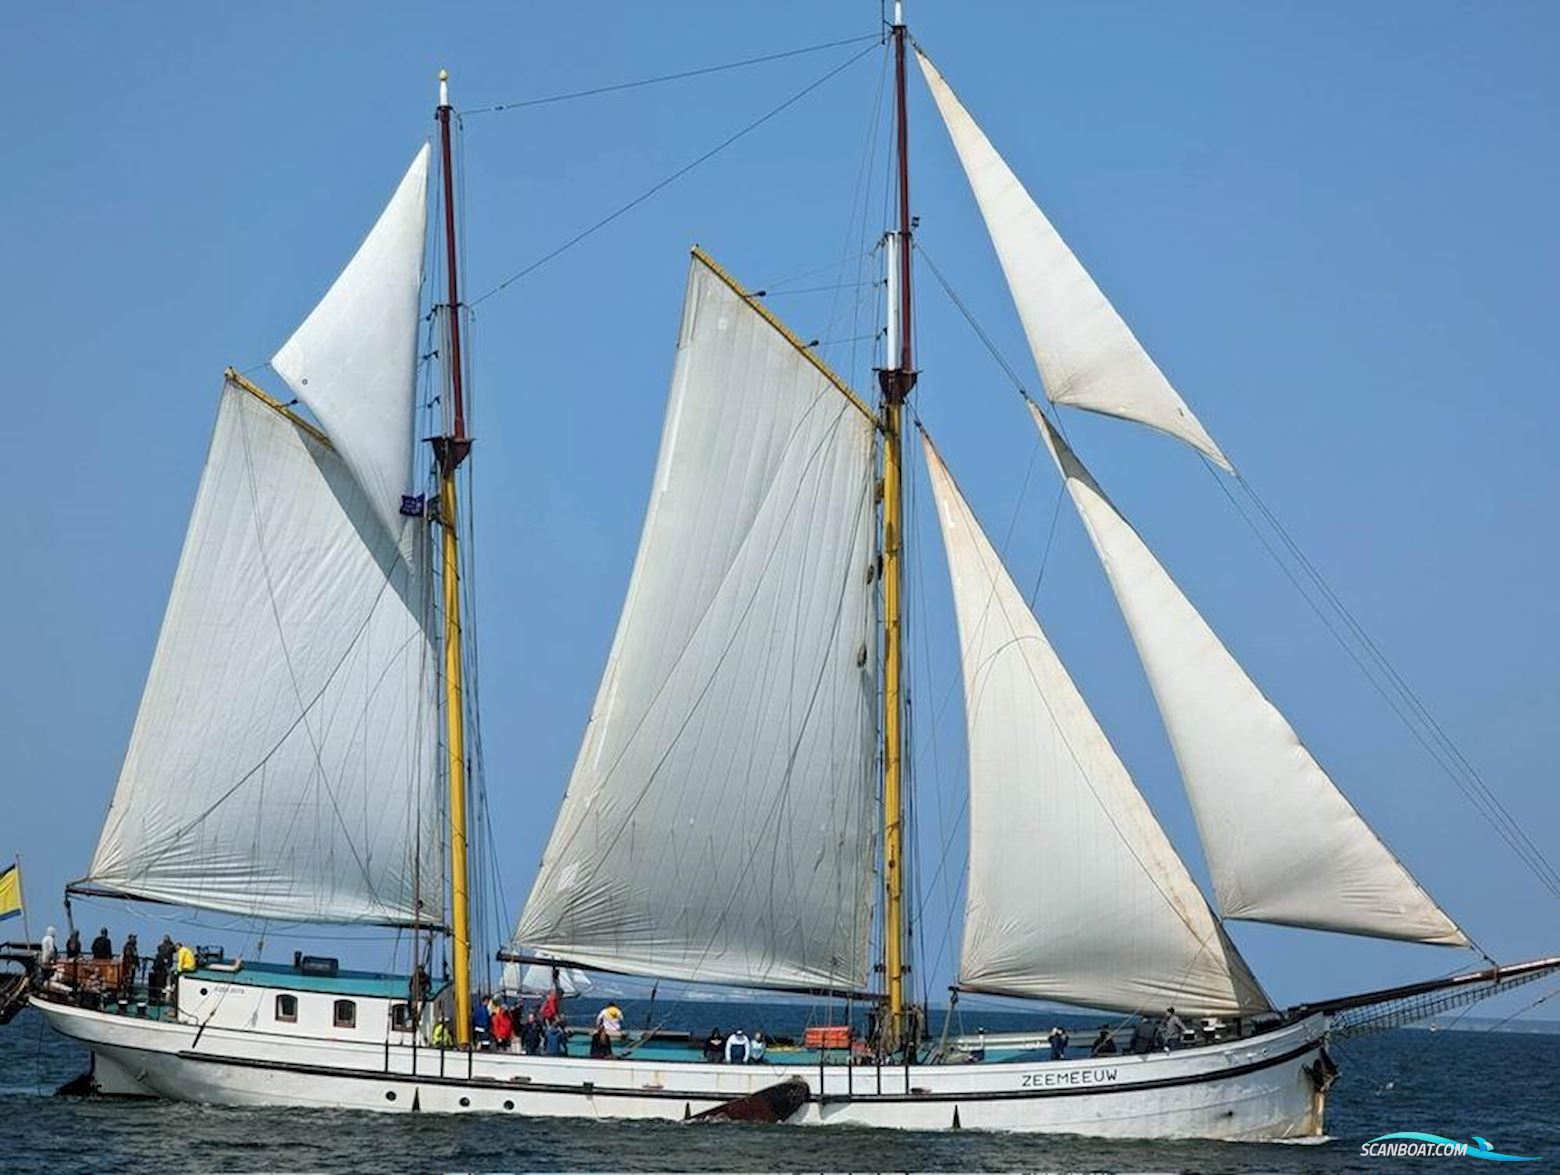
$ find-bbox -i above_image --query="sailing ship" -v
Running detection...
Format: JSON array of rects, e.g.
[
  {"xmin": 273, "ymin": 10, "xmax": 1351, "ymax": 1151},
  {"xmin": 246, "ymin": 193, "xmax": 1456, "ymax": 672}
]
[{"xmin": 29, "ymin": 9, "xmax": 1559, "ymax": 1139}]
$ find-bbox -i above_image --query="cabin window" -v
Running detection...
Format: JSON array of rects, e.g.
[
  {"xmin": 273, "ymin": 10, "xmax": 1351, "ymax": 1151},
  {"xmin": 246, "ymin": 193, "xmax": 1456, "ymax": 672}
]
[
  {"xmin": 390, "ymin": 1002, "xmax": 414, "ymax": 1032},
  {"xmin": 275, "ymin": 994, "xmax": 298, "ymax": 1023},
  {"xmin": 333, "ymin": 999, "xmax": 357, "ymax": 1029}
]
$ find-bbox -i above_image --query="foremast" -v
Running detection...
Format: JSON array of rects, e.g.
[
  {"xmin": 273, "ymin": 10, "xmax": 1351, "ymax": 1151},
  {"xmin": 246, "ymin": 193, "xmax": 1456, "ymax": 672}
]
[
  {"xmin": 877, "ymin": 1, "xmax": 917, "ymax": 1054},
  {"xmin": 435, "ymin": 69, "xmax": 476, "ymax": 1048}
]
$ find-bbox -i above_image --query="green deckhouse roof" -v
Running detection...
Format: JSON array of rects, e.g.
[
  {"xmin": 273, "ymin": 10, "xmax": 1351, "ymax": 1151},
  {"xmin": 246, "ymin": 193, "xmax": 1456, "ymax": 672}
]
[{"xmin": 189, "ymin": 959, "xmax": 409, "ymax": 999}]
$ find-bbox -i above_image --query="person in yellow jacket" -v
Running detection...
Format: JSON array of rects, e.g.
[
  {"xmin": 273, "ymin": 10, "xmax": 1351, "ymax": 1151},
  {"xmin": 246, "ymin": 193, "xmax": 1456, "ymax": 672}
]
[
  {"xmin": 175, "ymin": 942, "xmax": 196, "ymax": 973},
  {"xmin": 431, "ymin": 1017, "xmax": 454, "ymax": 1048}
]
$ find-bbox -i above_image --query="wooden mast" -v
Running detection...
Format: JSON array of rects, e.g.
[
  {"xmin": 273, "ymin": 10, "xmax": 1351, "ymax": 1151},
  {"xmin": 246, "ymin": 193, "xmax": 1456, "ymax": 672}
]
[
  {"xmin": 877, "ymin": 0, "xmax": 917, "ymax": 1054},
  {"xmin": 435, "ymin": 69, "xmax": 475, "ymax": 1048}
]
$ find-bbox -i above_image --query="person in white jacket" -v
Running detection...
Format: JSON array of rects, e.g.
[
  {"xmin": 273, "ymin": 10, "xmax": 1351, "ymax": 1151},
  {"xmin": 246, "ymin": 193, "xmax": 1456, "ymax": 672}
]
[{"xmin": 724, "ymin": 1028, "xmax": 750, "ymax": 1064}]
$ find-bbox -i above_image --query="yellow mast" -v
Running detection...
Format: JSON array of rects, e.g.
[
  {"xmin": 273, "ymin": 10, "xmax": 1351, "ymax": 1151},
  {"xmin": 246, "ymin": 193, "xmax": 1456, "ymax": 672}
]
[
  {"xmin": 881, "ymin": 395, "xmax": 908, "ymax": 1050},
  {"xmin": 436, "ymin": 69, "xmax": 475, "ymax": 1047},
  {"xmin": 878, "ymin": 4, "xmax": 917, "ymax": 1054}
]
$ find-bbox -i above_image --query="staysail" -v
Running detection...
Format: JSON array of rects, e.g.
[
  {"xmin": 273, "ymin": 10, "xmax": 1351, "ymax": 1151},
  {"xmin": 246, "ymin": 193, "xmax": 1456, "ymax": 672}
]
[
  {"xmin": 272, "ymin": 145, "xmax": 430, "ymax": 544},
  {"xmin": 925, "ymin": 437, "xmax": 1268, "ymax": 1015},
  {"xmin": 514, "ymin": 250, "xmax": 880, "ymax": 992},
  {"xmin": 916, "ymin": 50, "xmax": 1231, "ymax": 471},
  {"xmin": 1033, "ymin": 404, "xmax": 1466, "ymax": 945},
  {"xmin": 79, "ymin": 379, "xmax": 442, "ymax": 926}
]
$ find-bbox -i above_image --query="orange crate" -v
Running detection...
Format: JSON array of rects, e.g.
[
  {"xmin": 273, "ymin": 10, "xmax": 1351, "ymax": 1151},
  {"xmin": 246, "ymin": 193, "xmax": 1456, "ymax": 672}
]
[{"xmin": 803, "ymin": 1025, "xmax": 852, "ymax": 1049}]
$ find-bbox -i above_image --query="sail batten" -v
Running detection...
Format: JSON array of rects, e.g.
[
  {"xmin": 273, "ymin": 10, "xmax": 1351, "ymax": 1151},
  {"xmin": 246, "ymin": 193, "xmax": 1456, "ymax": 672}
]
[
  {"xmin": 916, "ymin": 50, "xmax": 1232, "ymax": 471},
  {"xmin": 272, "ymin": 145, "xmax": 430, "ymax": 545},
  {"xmin": 924, "ymin": 435, "xmax": 1269, "ymax": 1016},
  {"xmin": 513, "ymin": 252, "xmax": 880, "ymax": 992},
  {"xmin": 1032, "ymin": 403, "xmax": 1467, "ymax": 946},
  {"xmin": 82, "ymin": 379, "xmax": 442, "ymax": 926}
]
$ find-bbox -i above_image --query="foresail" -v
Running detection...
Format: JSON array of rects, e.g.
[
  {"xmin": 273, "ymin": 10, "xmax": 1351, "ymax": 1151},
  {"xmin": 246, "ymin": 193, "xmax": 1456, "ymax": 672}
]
[
  {"xmin": 916, "ymin": 50, "xmax": 1232, "ymax": 471},
  {"xmin": 81, "ymin": 379, "xmax": 442, "ymax": 926},
  {"xmin": 514, "ymin": 251, "xmax": 879, "ymax": 992},
  {"xmin": 272, "ymin": 145, "xmax": 429, "ymax": 544},
  {"xmin": 1033, "ymin": 403, "xmax": 1467, "ymax": 946},
  {"xmin": 925, "ymin": 437, "xmax": 1267, "ymax": 1015}
]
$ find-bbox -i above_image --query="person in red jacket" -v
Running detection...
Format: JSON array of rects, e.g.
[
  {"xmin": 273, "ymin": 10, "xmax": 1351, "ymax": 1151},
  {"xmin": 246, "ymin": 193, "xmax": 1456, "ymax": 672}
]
[
  {"xmin": 491, "ymin": 1000, "xmax": 514, "ymax": 1051},
  {"xmin": 538, "ymin": 986, "xmax": 560, "ymax": 1025}
]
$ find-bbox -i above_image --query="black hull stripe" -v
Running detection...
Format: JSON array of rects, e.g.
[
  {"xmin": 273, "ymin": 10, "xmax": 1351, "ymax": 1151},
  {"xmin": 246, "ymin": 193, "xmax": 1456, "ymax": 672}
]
[{"xmin": 141, "ymin": 1036, "xmax": 1325, "ymax": 1106}]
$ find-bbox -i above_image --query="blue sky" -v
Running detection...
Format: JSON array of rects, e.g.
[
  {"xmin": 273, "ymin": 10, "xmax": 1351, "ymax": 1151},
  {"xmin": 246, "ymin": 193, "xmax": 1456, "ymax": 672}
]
[{"xmin": 3, "ymin": 1, "xmax": 1557, "ymax": 1016}]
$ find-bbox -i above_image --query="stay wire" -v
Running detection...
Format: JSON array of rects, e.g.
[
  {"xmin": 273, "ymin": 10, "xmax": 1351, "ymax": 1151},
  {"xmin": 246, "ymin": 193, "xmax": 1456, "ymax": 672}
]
[
  {"xmin": 914, "ymin": 241, "xmax": 1030, "ymax": 400},
  {"xmin": 469, "ymin": 41, "xmax": 878, "ymax": 307},
  {"xmin": 1203, "ymin": 460, "xmax": 1560, "ymax": 911},
  {"xmin": 460, "ymin": 33, "xmax": 880, "ymax": 115}
]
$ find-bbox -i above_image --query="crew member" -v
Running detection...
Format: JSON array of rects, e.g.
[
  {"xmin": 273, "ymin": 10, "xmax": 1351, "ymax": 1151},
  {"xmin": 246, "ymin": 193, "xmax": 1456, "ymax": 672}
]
[
  {"xmin": 724, "ymin": 1028, "xmax": 750, "ymax": 1064},
  {"xmin": 1090, "ymin": 1025, "xmax": 1117, "ymax": 1056},
  {"xmin": 595, "ymin": 1002, "xmax": 624, "ymax": 1040},
  {"xmin": 1047, "ymin": 1025, "xmax": 1069, "ymax": 1061}
]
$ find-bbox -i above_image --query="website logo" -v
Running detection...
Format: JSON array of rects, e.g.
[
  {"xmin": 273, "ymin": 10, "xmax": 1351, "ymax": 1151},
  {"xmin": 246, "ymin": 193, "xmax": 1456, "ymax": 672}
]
[{"xmin": 1362, "ymin": 1132, "xmax": 1539, "ymax": 1162}]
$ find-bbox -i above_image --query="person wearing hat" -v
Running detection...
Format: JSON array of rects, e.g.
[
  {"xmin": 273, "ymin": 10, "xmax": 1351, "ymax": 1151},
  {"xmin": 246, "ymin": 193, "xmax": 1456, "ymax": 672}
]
[
  {"xmin": 431, "ymin": 1016, "xmax": 454, "ymax": 1048},
  {"xmin": 1047, "ymin": 1025, "xmax": 1069, "ymax": 1061},
  {"xmin": 595, "ymin": 1002, "xmax": 624, "ymax": 1040}
]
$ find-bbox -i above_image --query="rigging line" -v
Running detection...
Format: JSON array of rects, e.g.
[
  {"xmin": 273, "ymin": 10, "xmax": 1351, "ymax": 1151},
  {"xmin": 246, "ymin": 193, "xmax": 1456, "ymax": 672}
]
[
  {"xmin": 761, "ymin": 249, "xmax": 877, "ymax": 293},
  {"xmin": 461, "ymin": 33, "xmax": 880, "ymax": 115},
  {"xmin": 1481, "ymin": 983, "xmax": 1560, "ymax": 1034},
  {"xmin": 762, "ymin": 281, "xmax": 879, "ymax": 297},
  {"xmin": 1201, "ymin": 459, "xmax": 1560, "ymax": 909},
  {"xmin": 470, "ymin": 42, "xmax": 878, "ymax": 307},
  {"xmin": 915, "ymin": 241, "xmax": 1030, "ymax": 399},
  {"xmin": 1232, "ymin": 471, "xmax": 1560, "ymax": 899},
  {"xmin": 1026, "ymin": 484, "xmax": 1066, "ymax": 609}
]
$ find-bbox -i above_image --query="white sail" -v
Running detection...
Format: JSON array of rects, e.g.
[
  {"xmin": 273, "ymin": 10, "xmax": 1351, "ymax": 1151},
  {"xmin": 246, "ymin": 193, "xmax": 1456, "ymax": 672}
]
[
  {"xmin": 81, "ymin": 380, "xmax": 442, "ymax": 926},
  {"xmin": 515, "ymin": 251, "xmax": 879, "ymax": 992},
  {"xmin": 916, "ymin": 51, "xmax": 1232, "ymax": 471},
  {"xmin": 1033, "ymin": 404, "xmax": 1466, "ymax": 945},
  {"xmin": 925, "ymin": 437, "xmax": 1268, "ymax": 1015},
  {"xmin": 500, "ymin": 961, "xmax": 593, "ymax": 998},
  {"xmin": 271, "ymin": 145, "xmax": 430, "ymax": 544}
]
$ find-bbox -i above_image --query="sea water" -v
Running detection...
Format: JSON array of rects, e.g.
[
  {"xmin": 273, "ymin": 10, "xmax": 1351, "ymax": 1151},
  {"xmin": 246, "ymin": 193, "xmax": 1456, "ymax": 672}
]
[{"xmin": 3, "ymin": 1000, "xmax": 1556, "ymax": 1173}]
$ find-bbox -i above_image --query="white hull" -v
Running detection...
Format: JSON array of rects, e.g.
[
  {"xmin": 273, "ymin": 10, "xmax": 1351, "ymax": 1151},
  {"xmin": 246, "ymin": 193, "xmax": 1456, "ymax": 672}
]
[{"xmin": 36, "ymin": 997, "xmax": 1329, "ymax": 1139}]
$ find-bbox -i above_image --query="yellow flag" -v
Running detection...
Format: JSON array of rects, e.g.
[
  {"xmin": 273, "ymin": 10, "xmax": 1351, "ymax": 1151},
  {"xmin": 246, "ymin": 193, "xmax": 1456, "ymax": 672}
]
[{"xmin": 0, "ymin": 864, "xmax": 19, "ymax": 923}]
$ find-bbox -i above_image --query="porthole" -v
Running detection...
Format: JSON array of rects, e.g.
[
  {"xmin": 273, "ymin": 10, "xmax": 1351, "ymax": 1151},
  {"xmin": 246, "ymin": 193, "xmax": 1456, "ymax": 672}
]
[
  {"xmin": 458, "ymin": 1096, "xmax": 470, "ymax": 1108},
  {"xmin": 199, "ymin": 987, "xmax": 209, "ymax": 996},
  {"xmin": 503, "ymin": 1100, "xmax": 514, "ymax": 1111},
  {"xmin": 385, "ymin": 1090, "xmax": 397, "ymax": 1102}
]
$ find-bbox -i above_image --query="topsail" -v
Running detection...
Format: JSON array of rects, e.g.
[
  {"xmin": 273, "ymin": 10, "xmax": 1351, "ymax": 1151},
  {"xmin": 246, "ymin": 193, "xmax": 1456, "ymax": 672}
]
[
  {"xmin": 1033, "ymin": 404, "xmax": 1466, "ymax": 946},
  {"xmin": 917, "ymin": 50, "xmax": 1231, "ymax": 471},
  {"xmin": 515, "ymin": 250, "xmax": 880, "ymax": 992},
  {"xmin": 272, "ymin": 145, "xmax": 431, "ymax": 545}
]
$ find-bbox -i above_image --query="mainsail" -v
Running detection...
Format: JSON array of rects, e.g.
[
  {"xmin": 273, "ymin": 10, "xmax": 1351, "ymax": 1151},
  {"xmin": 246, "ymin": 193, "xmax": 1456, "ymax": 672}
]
[
  {"xmin": 272, "ymin": 145, "xmax": 430, "ymax": 545},
  {"xmin": 916, "ymin": 50, "xmax": 1231, "ymax": 471},
  {"xmin": 925, "ymin": 437, "xmax": 1268, "ymax": 1015},
  {"xmin": 514, "ymin": 250, "xmax": 880, "ymax": 992},
  {"xmin": 80, "ymin": 380, "xmax": 442, "ymax": 925},
  {"xmin": 1033, "ymin": 404, "xmax": 1466, "ymax": 945}
]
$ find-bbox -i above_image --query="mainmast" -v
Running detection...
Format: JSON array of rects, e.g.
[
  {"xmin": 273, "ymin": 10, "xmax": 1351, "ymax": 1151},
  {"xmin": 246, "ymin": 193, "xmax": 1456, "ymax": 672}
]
[
  {"xmin": 877, "ymin": 0, "xmax": 917, "ymax": 1054},
  {"xmin": 435, "ymin": 69, "xmax": 475, "ymax": 1048}
]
